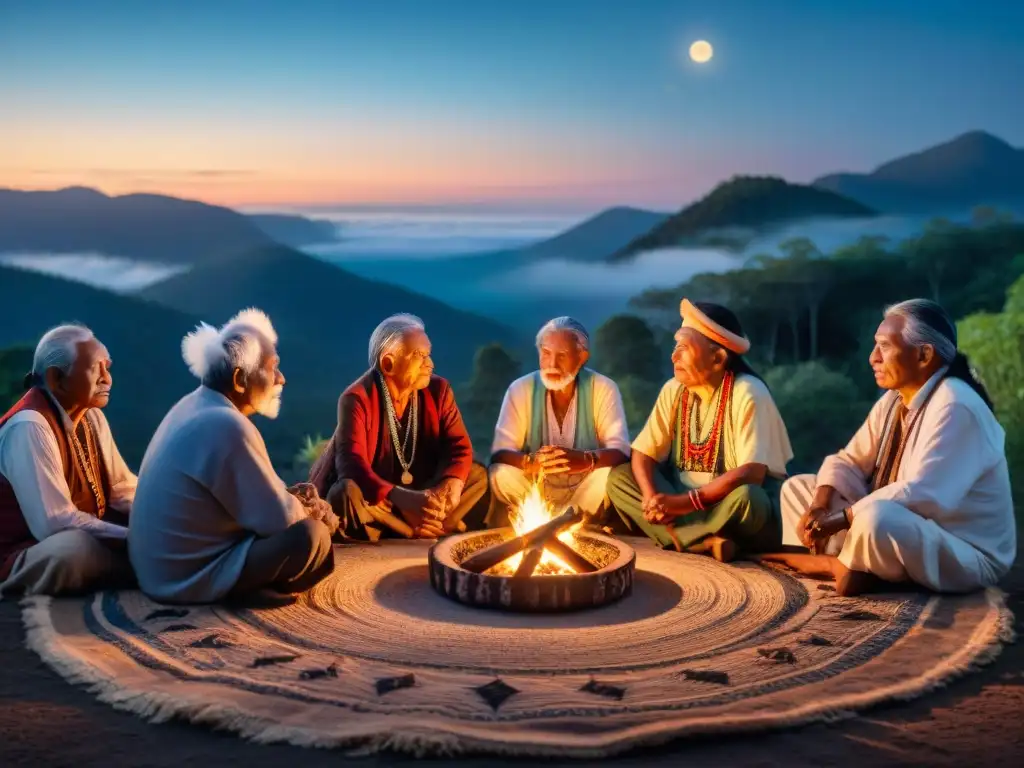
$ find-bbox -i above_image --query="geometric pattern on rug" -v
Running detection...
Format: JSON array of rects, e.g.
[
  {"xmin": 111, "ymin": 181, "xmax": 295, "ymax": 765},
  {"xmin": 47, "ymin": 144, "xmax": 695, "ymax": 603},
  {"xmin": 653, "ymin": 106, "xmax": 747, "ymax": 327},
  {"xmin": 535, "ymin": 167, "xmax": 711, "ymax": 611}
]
[{"xmin": 21, "ymin": 538, "xmax": 1014, "ymax": 758}]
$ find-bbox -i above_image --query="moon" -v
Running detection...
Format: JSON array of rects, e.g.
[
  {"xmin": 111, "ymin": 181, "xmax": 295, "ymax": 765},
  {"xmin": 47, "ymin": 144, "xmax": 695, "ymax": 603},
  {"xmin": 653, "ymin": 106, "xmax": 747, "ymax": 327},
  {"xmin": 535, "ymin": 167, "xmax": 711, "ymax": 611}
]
[{"xmin": 689, "ymin": 40, "xmax": 713, "ymax": 64}]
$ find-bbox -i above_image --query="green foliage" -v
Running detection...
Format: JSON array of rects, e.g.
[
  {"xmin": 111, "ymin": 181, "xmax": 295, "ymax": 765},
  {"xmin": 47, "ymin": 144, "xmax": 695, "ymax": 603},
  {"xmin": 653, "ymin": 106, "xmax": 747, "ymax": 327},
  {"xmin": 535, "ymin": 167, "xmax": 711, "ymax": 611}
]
[
  {"xmin": 294, "ymin": 434, "xmax": 329, "ymax": 473},
  {"xmin": 457, "ymin": 343, "xmax": 523, "ymax": 460},
  {"xmin": 958, "ymin": 276, "xmax": 1024, "ymax": 510},
  {"xmin": 617, "ymin": 375, "xmax": 663, "ymax": 435},
  {"xmin": 764, "ymin": 362, "xmax": 873, "ymax": 474},
  {"xmin": 0, "ymin": 347, "xmax": 32, "ymax": 411},
  {"xmin": 591, "ymin": 314, "xmax": 666, "ymax": 383}
]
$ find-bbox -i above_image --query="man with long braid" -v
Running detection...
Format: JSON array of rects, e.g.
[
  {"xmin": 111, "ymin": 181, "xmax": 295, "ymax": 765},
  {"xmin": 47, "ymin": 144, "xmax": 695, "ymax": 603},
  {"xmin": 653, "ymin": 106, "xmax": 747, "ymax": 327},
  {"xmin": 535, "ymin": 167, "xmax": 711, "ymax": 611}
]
[{"xmin": 607, "ymin": 299, "xmax": 793, "ymax": 561}]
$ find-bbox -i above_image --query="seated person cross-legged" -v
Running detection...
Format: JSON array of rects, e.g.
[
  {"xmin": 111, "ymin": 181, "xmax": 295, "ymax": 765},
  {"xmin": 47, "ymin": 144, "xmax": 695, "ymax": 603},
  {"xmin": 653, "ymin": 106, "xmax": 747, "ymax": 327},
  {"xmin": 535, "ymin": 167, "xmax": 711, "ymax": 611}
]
[
  {"xmin": 129, "ymin": 309, "xmax": 337, "ymax": 605},
  {"xmin": 310, "ymin": 313, "xmax": 489, "ymax": 541},
  {"xmin": 607, "ymin": 300, "xmax": 793, "ymax": 562}
]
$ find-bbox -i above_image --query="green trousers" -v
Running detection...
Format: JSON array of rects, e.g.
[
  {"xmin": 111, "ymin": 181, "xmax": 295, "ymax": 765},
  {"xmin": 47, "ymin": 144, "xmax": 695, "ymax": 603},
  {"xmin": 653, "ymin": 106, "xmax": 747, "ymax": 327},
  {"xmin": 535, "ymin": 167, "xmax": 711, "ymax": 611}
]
[{"xmin": 606, "ymin": 463, "xmax": 781, "ymax": 552}]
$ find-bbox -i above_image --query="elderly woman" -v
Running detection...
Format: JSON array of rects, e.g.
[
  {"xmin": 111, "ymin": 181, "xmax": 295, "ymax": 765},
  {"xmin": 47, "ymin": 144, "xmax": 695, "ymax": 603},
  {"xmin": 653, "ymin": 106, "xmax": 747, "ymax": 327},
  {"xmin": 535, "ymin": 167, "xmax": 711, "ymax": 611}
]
[
  {"xmin": 607, "ymin": 300, "xmax": 793, "ymax": 561},
  {"xmin": 0, "ymin": 324, "xmax": 137, "ymax": 596},
  {"xmin": 487, "ymin": 316, "xmax": 630, "ymax": 528},
  {"xmin": 765, "ymin": 299, "xmax": 1016, "ymax": 596},
  {"xmin": 129, "ymin": 309, "xmax": 337, "ymax": 604},
  {"xmin": 310, "ymin": 313, "xmax": 489, "ymax": 540}
]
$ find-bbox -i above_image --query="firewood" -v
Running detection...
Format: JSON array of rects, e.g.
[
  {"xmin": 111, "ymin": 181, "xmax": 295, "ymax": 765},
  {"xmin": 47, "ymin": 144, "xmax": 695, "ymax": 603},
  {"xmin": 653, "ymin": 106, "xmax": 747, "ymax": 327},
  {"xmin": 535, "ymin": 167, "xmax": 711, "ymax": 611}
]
[
  {"xmin": 460, "ymin": 506, "xmax": 580, "ymax": 574},
  {"xmin": 544, "ymin": 536, "xmax": 599, "ymax": 573},
  {"xmin": 513, "ymin": 546, "xmax": 545, "ymax": 578}
]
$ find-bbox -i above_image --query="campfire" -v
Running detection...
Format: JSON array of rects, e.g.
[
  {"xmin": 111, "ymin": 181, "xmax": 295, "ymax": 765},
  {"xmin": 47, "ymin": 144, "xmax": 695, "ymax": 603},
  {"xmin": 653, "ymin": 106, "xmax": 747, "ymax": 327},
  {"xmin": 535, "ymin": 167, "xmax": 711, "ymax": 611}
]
[{"xmin": 427, "ymin": 482, "xmax": 636, "ymax": 611}]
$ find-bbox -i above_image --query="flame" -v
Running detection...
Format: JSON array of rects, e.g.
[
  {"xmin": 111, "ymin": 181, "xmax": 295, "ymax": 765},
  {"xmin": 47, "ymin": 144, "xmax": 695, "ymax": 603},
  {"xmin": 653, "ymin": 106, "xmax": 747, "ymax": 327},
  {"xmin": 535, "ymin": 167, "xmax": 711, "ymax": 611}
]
[{"xmin": 495, "ymin": 482, "xmax": 578, "ymax": 575}]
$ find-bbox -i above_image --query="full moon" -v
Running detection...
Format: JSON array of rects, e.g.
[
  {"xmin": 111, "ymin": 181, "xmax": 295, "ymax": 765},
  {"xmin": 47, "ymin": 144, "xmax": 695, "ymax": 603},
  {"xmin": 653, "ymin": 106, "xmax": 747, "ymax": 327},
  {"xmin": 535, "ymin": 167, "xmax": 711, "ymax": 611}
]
[{"xmin": 689, "ymin": 40, "xmax": 713, "ymax": 63}]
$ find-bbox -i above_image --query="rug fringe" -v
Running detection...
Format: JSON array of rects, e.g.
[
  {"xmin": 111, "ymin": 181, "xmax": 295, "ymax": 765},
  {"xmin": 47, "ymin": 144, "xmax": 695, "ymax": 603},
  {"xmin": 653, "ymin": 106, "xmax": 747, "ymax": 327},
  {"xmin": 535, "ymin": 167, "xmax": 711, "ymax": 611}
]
[{"xmin": 18, "ymin": 588, "xmax": 1016, "ymax": 759}]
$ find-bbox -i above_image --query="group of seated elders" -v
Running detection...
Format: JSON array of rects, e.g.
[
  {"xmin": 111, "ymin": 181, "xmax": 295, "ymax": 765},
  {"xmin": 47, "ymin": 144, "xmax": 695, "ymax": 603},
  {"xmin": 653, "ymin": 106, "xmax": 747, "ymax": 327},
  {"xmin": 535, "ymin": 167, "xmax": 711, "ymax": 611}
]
[
  {"xmin": 0, "ymin": 325, "xmax": 136, "ymax": 596},
  {"xmin": 607, "ymin": 300, "xmax": 794, "ymax": 562},
  {"xmin": 309, "ymin": 313, "xmax": 488, "ymax": 540},
  {"xmin": 0, "ymin": 295, "xmax": 1015, "ymax": 604},
  {"xmin": 762, "ymin": 299, "xmax": 1017, "ymax": 596},
  {"xmin": 487, "ymin": 316, "xmax": 630, "ymax": 528}
]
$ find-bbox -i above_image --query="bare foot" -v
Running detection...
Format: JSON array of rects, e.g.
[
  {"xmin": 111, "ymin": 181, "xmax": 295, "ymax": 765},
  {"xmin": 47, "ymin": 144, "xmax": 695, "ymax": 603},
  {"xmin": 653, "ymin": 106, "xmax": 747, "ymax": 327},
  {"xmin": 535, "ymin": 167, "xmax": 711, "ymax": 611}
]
[
  {"xmin": 688, "ymin": 535, "xmax": 737, "ymax": 563},
  {"xmin": 754, "ymin": 552, "xmax": 837, "ymax": 580}
]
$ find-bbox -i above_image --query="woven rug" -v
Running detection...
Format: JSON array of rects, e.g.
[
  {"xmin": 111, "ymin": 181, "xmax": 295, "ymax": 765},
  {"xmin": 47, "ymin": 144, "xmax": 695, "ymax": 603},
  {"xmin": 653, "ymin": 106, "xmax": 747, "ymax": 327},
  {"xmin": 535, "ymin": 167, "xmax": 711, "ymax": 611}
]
[{"xmin": 21, "ymin": 538, "xmax": 1013, "ymax": 758}]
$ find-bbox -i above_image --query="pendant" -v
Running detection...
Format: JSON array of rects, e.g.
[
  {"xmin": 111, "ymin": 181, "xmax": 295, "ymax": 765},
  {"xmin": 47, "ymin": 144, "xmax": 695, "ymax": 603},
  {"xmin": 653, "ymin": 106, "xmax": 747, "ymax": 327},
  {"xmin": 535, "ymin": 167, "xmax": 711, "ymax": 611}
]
[{"xmin": 401, "ymin": 470, "xmax": 413, "ymax": 485}]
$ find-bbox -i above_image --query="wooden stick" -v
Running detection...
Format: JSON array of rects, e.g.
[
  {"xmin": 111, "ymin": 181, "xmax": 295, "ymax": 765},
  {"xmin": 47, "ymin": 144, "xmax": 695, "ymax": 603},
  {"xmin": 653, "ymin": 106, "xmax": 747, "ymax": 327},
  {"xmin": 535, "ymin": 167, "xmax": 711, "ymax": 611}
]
[
  {"xmin": 544, "ymin": 536, "xmax": 599, "ymax": 573},
  {"xmin": 460, "ymin": 506, "xmax": 580, "ymax": 574},
  {"xmin": 513, "ymin": 546, "xmax": 545, "ymax": 578}
]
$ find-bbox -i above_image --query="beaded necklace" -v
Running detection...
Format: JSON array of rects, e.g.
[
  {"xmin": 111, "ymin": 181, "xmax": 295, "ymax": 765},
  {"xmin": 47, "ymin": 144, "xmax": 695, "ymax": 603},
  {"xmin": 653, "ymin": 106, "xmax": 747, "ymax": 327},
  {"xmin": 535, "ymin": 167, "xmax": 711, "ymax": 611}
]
[
  {"xmin": 69, "ymin": 415, "xmax": 106, "ymax": 515},
  {"xmin": 377, "ymin": 372, "xmax": 418, "ymax": 485},
  {"xmin": 674, "ymin": 371, "xmax": 734, "ymax": 473}
]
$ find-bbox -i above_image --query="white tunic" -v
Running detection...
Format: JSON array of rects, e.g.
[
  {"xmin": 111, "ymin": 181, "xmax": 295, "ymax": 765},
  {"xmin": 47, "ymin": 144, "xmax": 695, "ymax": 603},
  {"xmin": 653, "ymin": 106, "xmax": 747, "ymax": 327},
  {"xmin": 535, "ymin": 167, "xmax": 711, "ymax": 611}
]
[
  {"xmin": 632, "ymin": 374, "xmax": 793, "ymax": 486},
  {"xmin": 491, "ymin": 370, "xmax": 631, "ymax": 455},
  {"xmin": 128, "ymin": 386, "xmax": 306, "ymax": 604},
  {"xmin": 0, "ymin": 406, "xmax": 135, "ymax": 542},
  {"xmin": 782, "ymin": 368, "xmax": 1017, "ymax": 590}
]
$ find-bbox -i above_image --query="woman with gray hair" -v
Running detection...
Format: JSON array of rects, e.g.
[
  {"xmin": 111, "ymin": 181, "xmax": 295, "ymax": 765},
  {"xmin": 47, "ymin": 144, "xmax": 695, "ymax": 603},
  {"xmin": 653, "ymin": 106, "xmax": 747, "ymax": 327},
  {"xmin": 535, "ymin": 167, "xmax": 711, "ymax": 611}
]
[
  {"xmin": 768, "ymin": 298, "xmax": 1015, "ymax": 596},
  {"xmin": 310, "ymin": 313, "xmax": 489, "ymax": 540},
  {"xmin": 0, "ymin": 324, "xmax": 138, "ymax": 596}
]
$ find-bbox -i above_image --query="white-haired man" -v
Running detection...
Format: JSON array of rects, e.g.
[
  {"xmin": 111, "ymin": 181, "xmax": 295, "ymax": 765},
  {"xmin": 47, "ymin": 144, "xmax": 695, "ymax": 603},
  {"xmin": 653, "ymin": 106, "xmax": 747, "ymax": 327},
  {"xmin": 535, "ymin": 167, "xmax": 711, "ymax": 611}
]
[
  {"xmin": 0, "ymin": 324, "xmax": 137, "ymax": 596},
  {"xmin": 487, "ymin": 316, "xmax": 630, "ymax": 527},
  {"xmin": 309, "ymin": 313, "xmax": 488, "ymax": 540},
  {"xmin": 763, "ymin": 299, "xmax": 1016, "ymax": 596},
  {"xmin": 129, "ymin": 309, "xmax": 337, "ymax": 604}
]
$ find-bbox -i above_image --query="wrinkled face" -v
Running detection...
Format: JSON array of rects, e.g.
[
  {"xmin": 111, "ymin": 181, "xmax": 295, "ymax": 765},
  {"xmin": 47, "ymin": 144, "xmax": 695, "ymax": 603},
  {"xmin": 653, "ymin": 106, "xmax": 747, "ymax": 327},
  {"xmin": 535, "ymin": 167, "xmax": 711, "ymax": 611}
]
[
  {"xmin": 382, "ymin": 329, "xmax": 434, "ymax": 392},
  {"xmin": 50, "ymin": 339, "xmax": 112, "ymax": 411},
  {"xmin": 671, "ymin": 327, "xmax": 723, "ymax": 389},
  {"xmin": 538, "ymin": 330, "xmax": 588, "ymax": 391},
  {"xmin": 869, "ymin": 315, "xmax": 935, "ymax": 392},
  {"xmin": 241, "ymin": 338, "xmax": 285, "ymax": 419}
]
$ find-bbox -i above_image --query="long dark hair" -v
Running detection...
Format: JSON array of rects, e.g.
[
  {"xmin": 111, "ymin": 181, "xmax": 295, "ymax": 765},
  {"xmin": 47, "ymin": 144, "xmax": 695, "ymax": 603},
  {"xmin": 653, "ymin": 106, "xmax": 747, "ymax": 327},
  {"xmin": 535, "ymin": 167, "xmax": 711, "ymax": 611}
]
[
  {"xmin": 693, "ymin": 301, "xmax": 765, "ymax": 385},
  {"xmin": 885, "ymin": 298, "xmax": 994, "ymax": 411}
]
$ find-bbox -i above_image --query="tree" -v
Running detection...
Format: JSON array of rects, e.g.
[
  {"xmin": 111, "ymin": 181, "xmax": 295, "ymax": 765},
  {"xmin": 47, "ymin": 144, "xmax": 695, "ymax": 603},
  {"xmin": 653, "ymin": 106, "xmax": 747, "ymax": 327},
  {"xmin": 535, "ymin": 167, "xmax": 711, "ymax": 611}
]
[
  {"xmin": 617, "ymin": 375, "xmax": 663, "ymax": 435},
  {"xmin": 0, "ymin": 347, "xmax": 32, "ymax": 410},
  {"xmin": 458, "ymin": 343, "xmax": 522, "ymax": 458},
  {"xmin": 591, "ymin": 314, "xmax": 665, "ymax": 383}
]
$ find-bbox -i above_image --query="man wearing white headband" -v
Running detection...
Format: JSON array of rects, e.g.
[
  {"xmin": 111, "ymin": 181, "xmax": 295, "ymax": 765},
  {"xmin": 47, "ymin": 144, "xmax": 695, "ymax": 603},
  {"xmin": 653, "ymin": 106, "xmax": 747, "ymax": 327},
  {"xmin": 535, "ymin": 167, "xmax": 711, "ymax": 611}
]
[
  {"xmin": 309, "ymin": 313, "xmax": 488, "ymax": 540},
  {"xmin": 487, "ymin": 316, "xmax": 630, "ymax": 527},
  {"xmin": 607, "ymin": 300, "xmax": 793, "ymax": 561},
  {"xmin": 129, "ymin": 308, "xmax": 337, "ymax": 604}
]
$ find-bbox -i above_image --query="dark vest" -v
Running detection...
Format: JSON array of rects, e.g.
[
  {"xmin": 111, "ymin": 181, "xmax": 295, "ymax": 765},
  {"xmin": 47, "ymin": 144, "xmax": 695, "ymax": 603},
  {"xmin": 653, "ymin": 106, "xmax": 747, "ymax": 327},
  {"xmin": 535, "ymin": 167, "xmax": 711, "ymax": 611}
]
[{"xmin": 0, "ymin": 388, "xmax": 110, "ymax": 579}]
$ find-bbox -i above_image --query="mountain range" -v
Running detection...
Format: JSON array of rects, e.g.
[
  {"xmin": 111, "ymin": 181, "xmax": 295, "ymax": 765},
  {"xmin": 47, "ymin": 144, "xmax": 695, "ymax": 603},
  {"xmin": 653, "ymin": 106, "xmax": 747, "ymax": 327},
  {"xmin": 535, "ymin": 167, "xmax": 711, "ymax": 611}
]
[{"xmin": 813, "ymin": 131, "xmax": 1024, "ymax": 213}]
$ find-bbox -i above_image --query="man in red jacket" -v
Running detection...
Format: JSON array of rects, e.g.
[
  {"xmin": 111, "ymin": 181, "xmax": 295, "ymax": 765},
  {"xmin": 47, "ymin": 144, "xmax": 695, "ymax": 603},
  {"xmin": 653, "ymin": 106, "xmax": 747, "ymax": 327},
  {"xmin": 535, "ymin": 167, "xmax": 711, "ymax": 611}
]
[{"xmin": 310, "ymin": 314, "xmax": 488, "ymax": 540}]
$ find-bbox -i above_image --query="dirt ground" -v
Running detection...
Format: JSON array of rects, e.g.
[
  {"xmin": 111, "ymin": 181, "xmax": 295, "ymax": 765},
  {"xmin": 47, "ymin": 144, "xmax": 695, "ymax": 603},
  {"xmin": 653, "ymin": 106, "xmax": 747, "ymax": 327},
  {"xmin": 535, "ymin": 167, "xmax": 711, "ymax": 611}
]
[{"xmin": 1, "ymin": 553, "xmax": 1022, "ymax": 768}]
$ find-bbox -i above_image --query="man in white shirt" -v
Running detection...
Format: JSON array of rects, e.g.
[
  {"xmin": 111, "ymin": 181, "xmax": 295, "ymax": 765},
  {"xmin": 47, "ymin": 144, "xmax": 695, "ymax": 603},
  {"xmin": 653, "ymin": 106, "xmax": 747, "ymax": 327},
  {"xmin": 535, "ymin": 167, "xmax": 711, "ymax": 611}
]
[
  {"xmin": 607, "ymin": 300, "xmax": 793, "ymax": 561},
  {"xmin": 129, "ymin": 309, "xmax": 338, "ymax": 604},
  {"xmin": 0, "ymin": 324, "xmax": 136, "ymax": 597},
  {"xmin": 488, "ymin": 317, "xmax": 630, "ymax": 527},
  {"xmin": 765, "ymin": 299, "xmax": 1016, "ymax": 596}
]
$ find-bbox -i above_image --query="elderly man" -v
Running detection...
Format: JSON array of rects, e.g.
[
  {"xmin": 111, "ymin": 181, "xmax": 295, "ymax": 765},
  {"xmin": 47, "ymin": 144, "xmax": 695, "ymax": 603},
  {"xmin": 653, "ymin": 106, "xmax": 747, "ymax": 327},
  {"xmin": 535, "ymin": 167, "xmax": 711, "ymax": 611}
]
[
  {"xmin": 129, "ymin": 309, "xmax": 337, "ymax": 604},
  {"xmin": 487, "ymin": 316, "xmax": 630, "ymax": 527},
  {"xmin": 607, "ymin": 300, "xmax": 793, "ymax": 561},
  {"xmin": 310, "ymin": 313, "xmax": 488, "ymax": 540},
  {"xmin": 764, "ymin": 299, "xmax": 1016, "ymax": 596},
  {"xmin": 0, "ymin": 324, "xmax": 136, "ymax": 596}
]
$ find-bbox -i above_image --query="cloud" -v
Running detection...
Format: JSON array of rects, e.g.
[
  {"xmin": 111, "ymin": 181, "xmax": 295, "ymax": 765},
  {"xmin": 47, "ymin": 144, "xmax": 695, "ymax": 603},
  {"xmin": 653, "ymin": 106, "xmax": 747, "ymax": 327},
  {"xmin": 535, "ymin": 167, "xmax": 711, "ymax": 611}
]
[
  {"xmin": 3, "ymin": 168, "xmax": 258, "ymax": 180},
  {"xmin": 0, "ymin": 252, "xmax": 189, "ymax": 292}
]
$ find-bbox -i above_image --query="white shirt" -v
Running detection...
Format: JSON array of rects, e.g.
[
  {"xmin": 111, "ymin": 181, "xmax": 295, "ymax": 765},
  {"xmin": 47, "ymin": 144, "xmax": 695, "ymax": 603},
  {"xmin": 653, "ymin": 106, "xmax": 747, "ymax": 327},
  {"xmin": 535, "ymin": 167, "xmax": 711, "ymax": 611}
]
[
  {"xmin": 632, "ymin": 374, "xmax": 793, "ymax": 486},
  {"xmin": 491, "ymin": 371, "xmax": 631, "ymax": 455},
  {"xmin": 816, "ymin": 368, "xmax": 1016, "ymax": 576},
  {"xmin": 545, "ymin": 388, "xmax": 577, "ymax": 447},
  {"xmin": 0, "ymin": 407, "xmax": 136, "ymax": 541},
  {"xmin": 128, "ymin": 387, "xmax": 307, "ymax": 603}
]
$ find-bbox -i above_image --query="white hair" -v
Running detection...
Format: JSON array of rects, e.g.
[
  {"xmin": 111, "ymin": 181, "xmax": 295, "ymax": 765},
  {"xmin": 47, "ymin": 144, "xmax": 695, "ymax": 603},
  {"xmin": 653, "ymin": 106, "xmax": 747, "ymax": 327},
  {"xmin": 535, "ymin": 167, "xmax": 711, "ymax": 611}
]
[
  {"xmin": 368, "ymin": 313, "xmax": 425, "ymax": 369},
  {"xmin": 31, "ymin": 324, "xmax": 97, "ymax": 378},
  {"xmin": 181, "ymin": 308, "xmax": 278, "ymax": 385},
  {"xmin": 884, "ymin": 299, "xmax": 957, "ymax": 363},
  {"xmin": 535, "ymin": 316, "xmax": 589, "ymax": 352}
]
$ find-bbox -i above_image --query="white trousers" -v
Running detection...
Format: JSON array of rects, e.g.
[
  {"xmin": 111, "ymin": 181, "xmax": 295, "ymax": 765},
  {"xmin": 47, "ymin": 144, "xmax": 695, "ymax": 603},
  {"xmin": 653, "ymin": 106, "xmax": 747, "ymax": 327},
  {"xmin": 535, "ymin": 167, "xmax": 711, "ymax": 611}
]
[
  {"xmin": 488, "ymin": 464, "xmax": 612, "ymax": 519},
  {"xmin": 0, "ymin": 530, "xmax": 133, "ymax": 598},
  {"xmin": 780, "ymin": 473, "xmax": 995, "ymax": 593}
]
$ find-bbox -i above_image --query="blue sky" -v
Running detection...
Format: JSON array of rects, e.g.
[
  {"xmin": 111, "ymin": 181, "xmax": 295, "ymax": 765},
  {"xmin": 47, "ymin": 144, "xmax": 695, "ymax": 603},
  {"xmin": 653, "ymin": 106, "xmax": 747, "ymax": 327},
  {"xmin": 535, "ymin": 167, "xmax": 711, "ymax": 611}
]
[{"xmin": 1, "ymin": 0, "xmax": 1022, "ymax": 209}]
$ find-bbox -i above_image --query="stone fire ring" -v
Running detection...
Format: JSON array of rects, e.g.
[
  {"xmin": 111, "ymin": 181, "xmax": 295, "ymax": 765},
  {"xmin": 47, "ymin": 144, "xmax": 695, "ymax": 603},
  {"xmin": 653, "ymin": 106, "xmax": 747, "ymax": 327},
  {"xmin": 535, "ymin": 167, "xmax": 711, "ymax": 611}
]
[{"xmin": 428, "ymin": 527, "xmax": 636, "ymax": 612}]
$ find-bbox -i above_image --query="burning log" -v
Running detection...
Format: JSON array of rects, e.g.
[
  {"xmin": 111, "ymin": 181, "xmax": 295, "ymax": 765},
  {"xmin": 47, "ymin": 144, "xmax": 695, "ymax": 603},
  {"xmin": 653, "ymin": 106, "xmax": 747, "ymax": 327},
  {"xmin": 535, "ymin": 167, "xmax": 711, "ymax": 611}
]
[
  {"xmin": 544, "ymin": 537, "xmax": 599, "ymax": 574},
  {"xmin": 460, "ymin": 506, "xmax": 580, "ymax": 574},
  {"xmin": 513, "ymin": 546, "xmax": 545, "ymax": 578}
]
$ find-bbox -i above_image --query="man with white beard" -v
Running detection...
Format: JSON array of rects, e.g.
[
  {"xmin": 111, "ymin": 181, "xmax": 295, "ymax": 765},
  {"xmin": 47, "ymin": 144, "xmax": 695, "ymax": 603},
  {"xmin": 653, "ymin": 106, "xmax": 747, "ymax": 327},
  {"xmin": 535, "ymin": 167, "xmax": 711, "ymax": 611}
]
[
  {"xmin": 129, "ymin": 309, "xmax": 337, "ymax": 604},
  {"xmin": 487, "ymin": 317, "xmax": 630, "ymax": 527}
]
